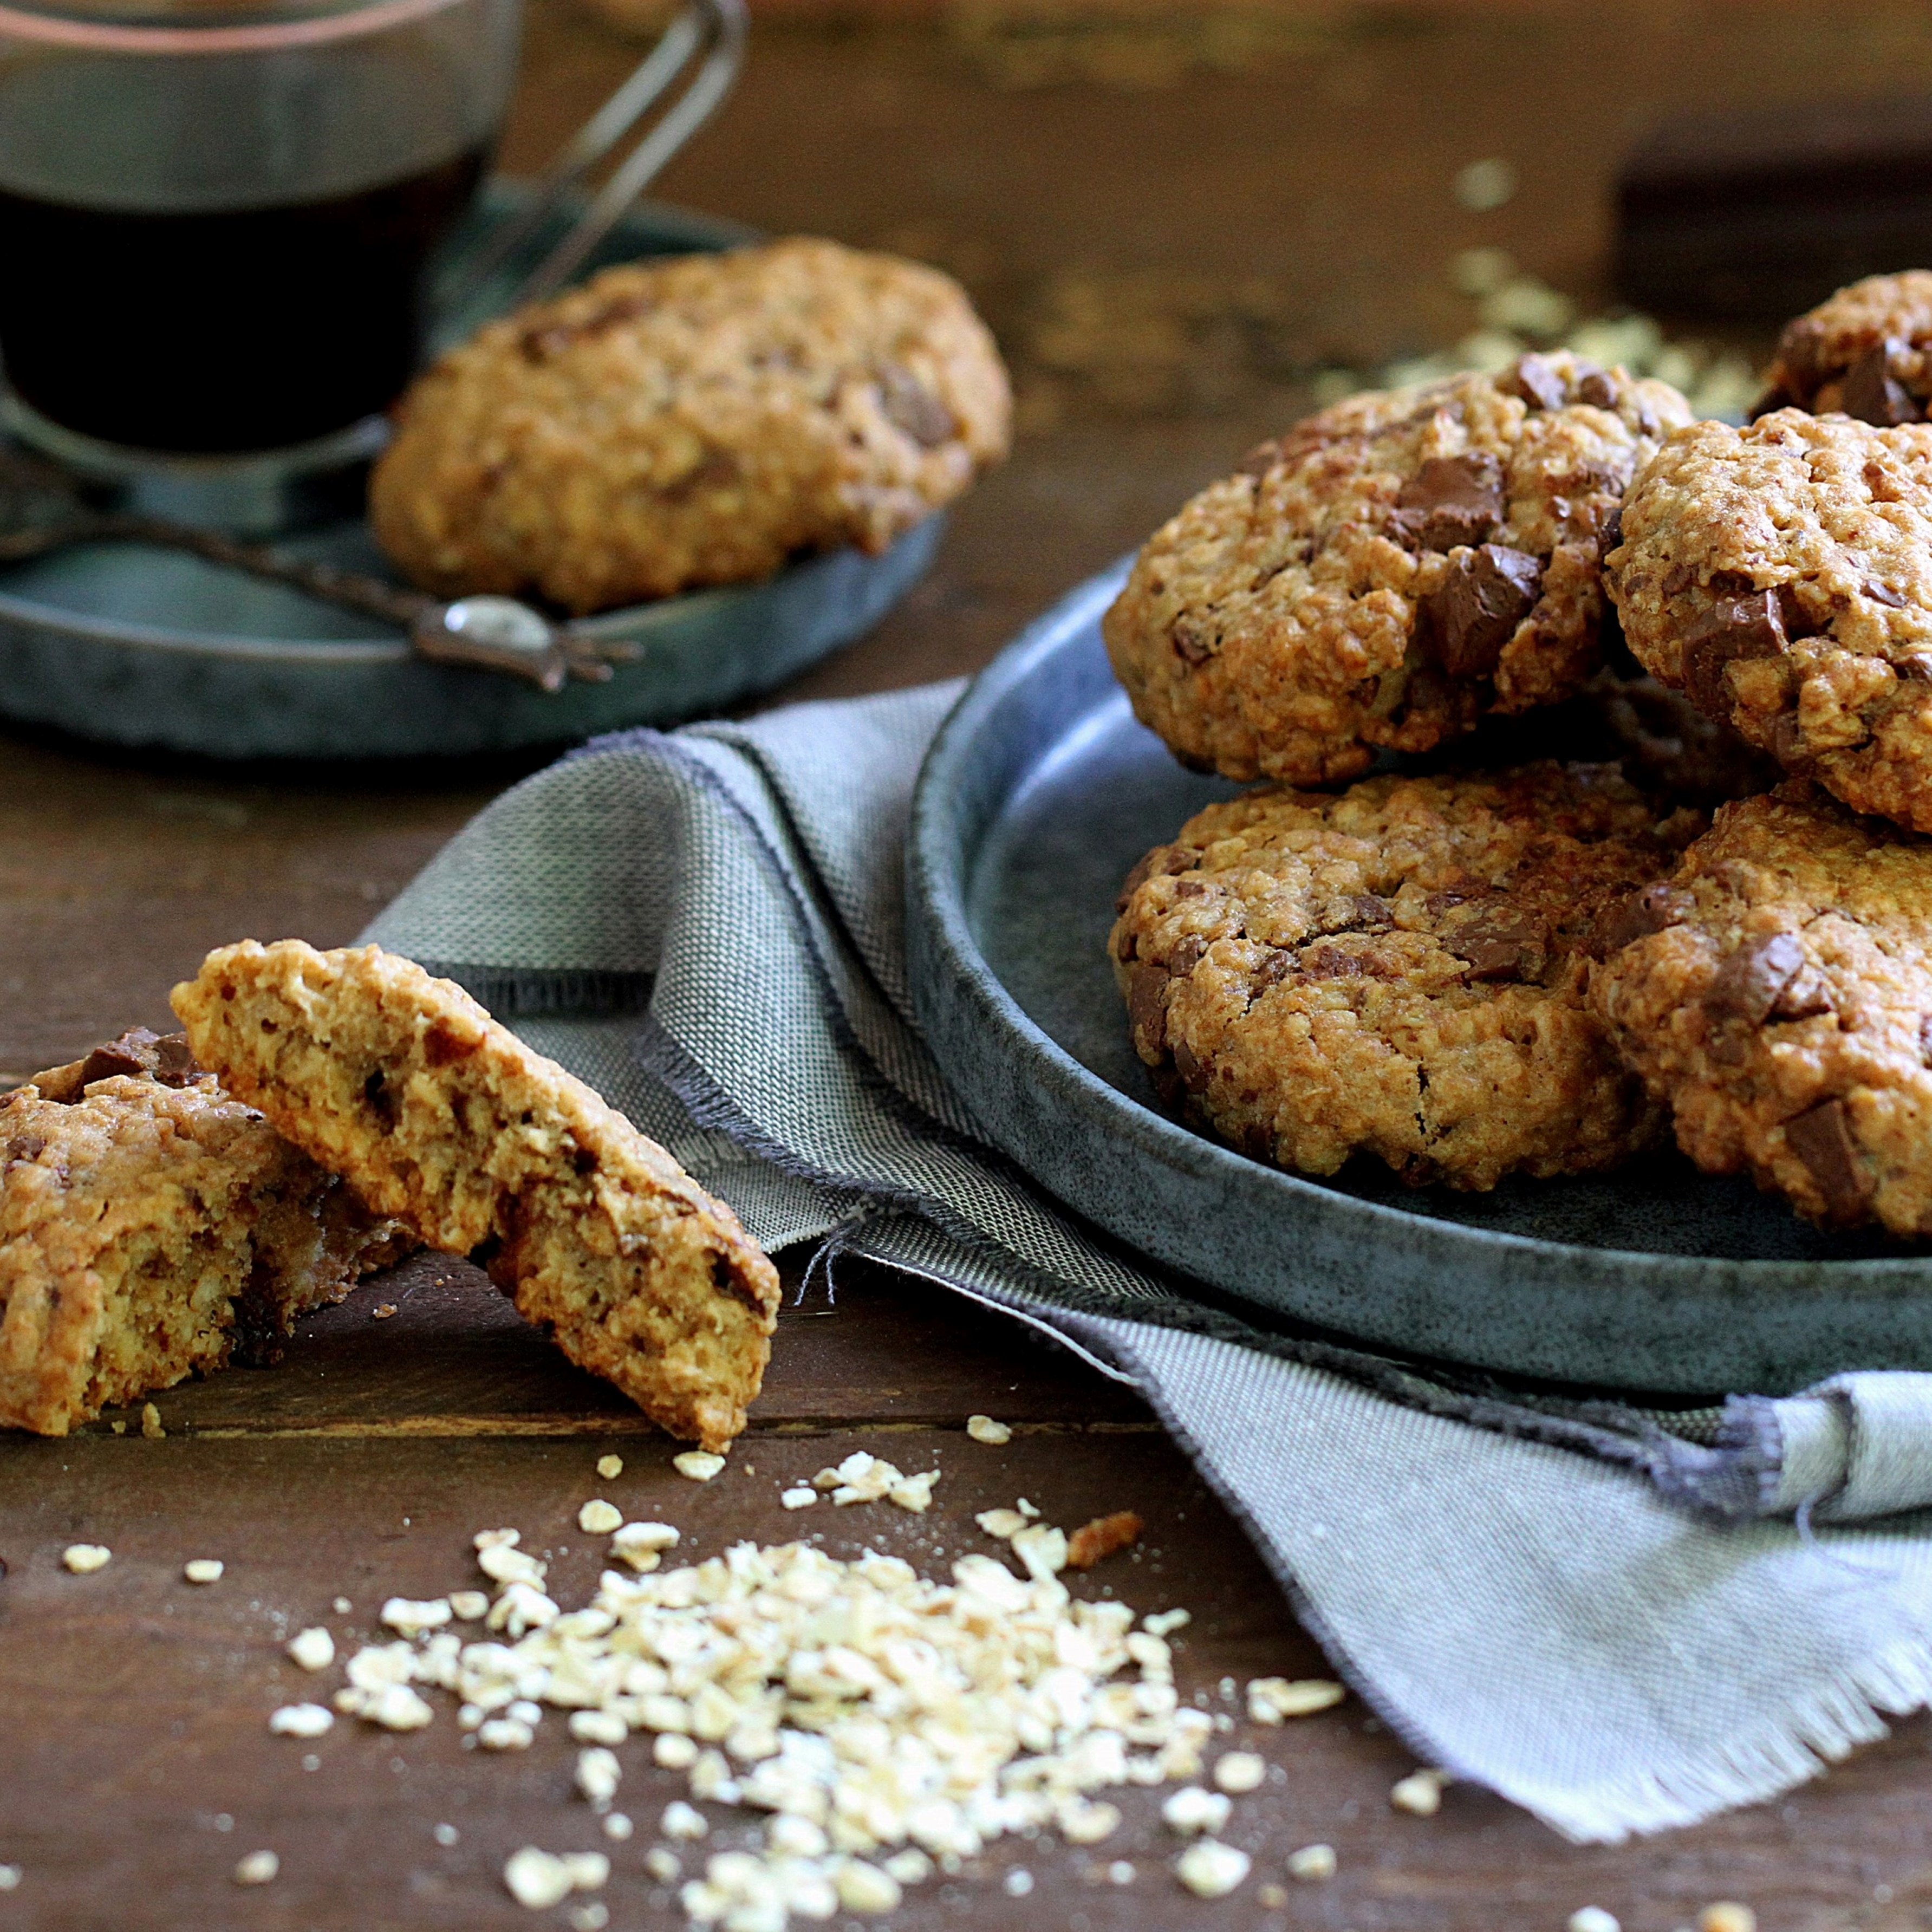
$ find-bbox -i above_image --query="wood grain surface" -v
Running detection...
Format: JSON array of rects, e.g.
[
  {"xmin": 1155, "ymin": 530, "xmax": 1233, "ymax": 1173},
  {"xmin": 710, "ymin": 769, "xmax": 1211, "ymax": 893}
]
[{"xmin": 9, "ymin": 5, "xmax": 1932, "ymax": 1928}]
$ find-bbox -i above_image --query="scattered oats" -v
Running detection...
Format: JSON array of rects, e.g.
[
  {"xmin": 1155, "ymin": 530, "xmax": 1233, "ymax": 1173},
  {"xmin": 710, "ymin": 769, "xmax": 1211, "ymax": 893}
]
[
  {"xmin": 888, "ymin": 1471, "xmax": 940, "ymax": 1513},
  {"xmin": 562, "ymin": 1853, "xmax": 609, "ymax": 1891},
  {"xmin": 477, "ymin": 1541, "xmax": 545, "ymax": 1586},
  {"xmin": 1107, "ymin": 1861, "xmax": 1136, "ymax": 1885},
  {"xmin": 344, "ymin": 1683, "xmax": 435, "ymax": 1732},
  {"xmin": 1453, "ymin": 156, "xmax": 1517, "ymax": 211},
  {"xmin": 331, "ymin": 1596, "xmax": 351, "ymax": 1614},
  {"xmin": 610, "ymin": 1521, "xmax": 680, "ymax": 1571},
  {"xmin": 1700, "ymin": 1907, "xmax": 1755, "ymax": 1932},
  {"xmin": 1246, "ymin": 1676, "xmax": 1345, "ymax": 1722},
  {"xmin": 380, "ymin": 1597, "xmax": 451, "ymax": 1636},
  {"xmin": 578, "ymin": 1499, "xmax": 623, "ymax": 1536},
  {"xmin": 504, "ymin": 1848, "xmax": 575, "ymax": 1910},
  {"xmin": 654, "ymin": 1733, "xmax": 700, "ymax": 1770},
  {"xmin": 883, "ymin": 1849, "xmax": 932, "ymax": 1884},
  {"xmin": 602, "ymin": 1813, "xmax": 633, "ymax": 1842},
  {"xmin": 644, "ymin": 1848, "xmax": 682, "ymax": 1883},
  {"xmin": 1143, "ymin": 1609, "xmax": 1189, "ymax": 1636},
  {"xmin": 231, "ymin": 1850, "xmax": 278, "ymax": 1887},
  {"xmin": 1288, "ymin": 1842, "xmax": 1337, "ymax": 1882},
  {"xmin": 777, "ymin": 1484, "xmax": 817, "ymax": 1511},
  {"xmin": 372, "ymin": 1303, "xmax": 398, "ymax": 1320},
  {"xmin": 1017, "ymin": 1497, "xmax": 1040, "ymax": 1518},
  {"xmin": 488, "ymin": 1582, "xmax": 560, "ymax": 1636},
  {"xmin": 1176, "ymin": 1839, "xmax": 1250, "ymax": 1899},
  {"xmin": 966, "ymin": 1414, "xmax": 1012, "ymax": 1445},
  {"xmin": 474, "ymin": 1527, "xmax": 520, "ymax": 1549},
  {"xmin": 141, "ymin": 1402, "xmax": 165, "ymax": 1440},
  {"xmin": 434, "ymin": 1824, "xmax": 459, "ymax": 1847},
  {"xmin": 569, "ymin": 1905, "xmax": 609, "ymax": 1932},
  {"xmin": 448, "ymin": 1590, "xmax": 489, "ymax": 1621},
  {"xmin": 576, "ymin": 1748, "xmax": 621, "ymax": 1806},
  {"xmin": 268, "ymin": 1703, "xmax": 334, "ymax": 1739},
  {"xmin": 833, "ymin": 1862, "xmax": 901, "ymax": 1913},
  {"xmin": 61, "ymin": 1544, "xmax": 110, "ymax": 1574},
  {"xmin": 661, "ymin": 1802, "xmax": 708, "ymax": 1842},
  {"xmin": 1213, "ymin": 1751, "xmax": 1265, "ymax": 1794},
  {"xmin": 479, "ymin": 1717, "xmax": 535, "ymax": 1751},
  {"xmin": 1003, "ymin": 1868, "xmax": 1034, "ymax": 1897},
  {"xmin": 1050, "ymin": 1798, "xmax": 1115, "ymax": 1844},
  {"xmin": 1161, "ymin": 1786, "xmax": 1231, "ymax": 1836},
  {"xmin": 673, "ymin": 1452, "xmax": 726, "ymax": 1482},
  {"xmin": 184, "ymin": 1558, "xmax": 224, "ymax": 1585},
  {"xmin": 287, "ymin": 1627, "xmax": 335, "ymax": 1672},
  {"xmin": 975, "ymin": 1507, "xmax": 1029, "ymax": 1540},
  {"xmin": 1569, "ymin": 1911, "xmax": 1620, "ymax": 1932},
  {"xmin": 810, "ymin": 1468, "xmax": 842, "ymax": 1492},
  {"xmin": 767, "ymin": 1816, "xmax": 828, "ymax": 1859},
  {"xmin": 596, "ymin": 1454, "xmax": 624, "ymax": 1480},
  {"xmin": 1391, "ymin": 1767, "xmax": 1451, "ymax": 1817},
  {"xmin": 570, "ymin": 1710, "xmax": 627, "ymax": 1746},
  {"xmin": 1010, "ymin": 1522, "xmax": 1069, "ymax": 1579}
]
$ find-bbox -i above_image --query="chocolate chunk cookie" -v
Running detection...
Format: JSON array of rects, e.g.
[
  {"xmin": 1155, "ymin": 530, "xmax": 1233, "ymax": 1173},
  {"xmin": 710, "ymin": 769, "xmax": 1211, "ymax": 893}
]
[
  {"xmin": 173, "ymin": 942, "xmax": 780, "ymax": 1450},
  {"xmin": 1590, "ymin": 781, "xmax": 1932, "ymax": 1236},
  {"xmin": 1109, "ymin": 764, "xmax": 1698, "ymax": 1190},
  {"xmin": 1606, "ymin": 410, "xmax": 1932, "ymax": 831},
  {"xmin": 1754, "ymin": 271, "xmax": 1932, "ymax": 424},
  {"xmin": 1103, "ymin": 354, "xmax": 1690, "ymax": 786},
  {"xmin": 2, "ymin": 1030, "xmax": 403, "ymax": 1436},
  {"xmin": 370, "ymin": 238, "xmax": 1011, "ymax": 614}
]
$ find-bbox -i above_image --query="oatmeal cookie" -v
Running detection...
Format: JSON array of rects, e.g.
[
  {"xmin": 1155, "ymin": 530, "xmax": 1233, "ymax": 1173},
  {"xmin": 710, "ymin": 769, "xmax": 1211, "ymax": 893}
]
[
  {"xmin": 1590, "ymin": 781, "xmax": 1932, "ymax": 1236},
  {"xmin": 1, "ymin": 1029, "xmax": 401, "ymax": 1436},
  {"xmin": 1755, "ymin": 271, "xmax": 1932, "ymax": 424},
  {"xmin": 173, "ymin": 942, "xmax": 780, "ymax": 1450},
  {"xmin": 370, "ymin": 238, "xmax": 1011, "ymax": 614},
  {"xmin": 1606, "ymin": 410, "xmax": 1932, "ymax": 831},
  {"xmin": 1103, "ymin": 354, "xmax": 1690, "ymax": 786},
  {"xmin": 1109, "ymin": 764, "xmax": 1696, "ymax": 1190}
]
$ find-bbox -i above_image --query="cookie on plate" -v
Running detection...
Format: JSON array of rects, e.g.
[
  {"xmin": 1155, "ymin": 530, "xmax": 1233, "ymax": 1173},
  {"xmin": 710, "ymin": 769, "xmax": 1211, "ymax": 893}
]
[
  {"xmin": 1109, "ymin": 764, "xmax": 1698, "ymax": 1191},
  {"xmin": 172, "ymin": 941, "xmax": 780, "ymax": 1450},
  {"xmin": 1605, "ymin": 410, "xmax": 1932, "ymax": 831},
  {"xmin": 1, "ymin": 1029, "xmax": 403, "ymax": 1436},
  {"xmin": 1755, "ymin": 270, "xmax": 1932, "ymax": 424},
  {"xmin": 1590, "ymin": 781, "xmax": 1932, "ymax": 1236},
  {"xmin": 370, "ymin": 237, "xmax": 1011, "ymax": 614},
  {"xmin": 1103, "ymin": 354, "xmax": 1690, "ymax": 786}
]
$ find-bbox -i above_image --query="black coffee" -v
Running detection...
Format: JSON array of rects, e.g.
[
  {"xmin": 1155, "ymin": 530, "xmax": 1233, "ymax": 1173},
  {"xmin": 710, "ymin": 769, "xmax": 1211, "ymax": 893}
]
[{"xmin": 0, "ymin": 144, "xmax": 487, "ymax": 455}]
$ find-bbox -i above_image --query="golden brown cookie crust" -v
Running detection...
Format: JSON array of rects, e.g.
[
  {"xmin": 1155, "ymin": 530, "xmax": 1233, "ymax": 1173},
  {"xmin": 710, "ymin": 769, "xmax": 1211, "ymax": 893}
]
[
  {"xmin": 369, "ymin": 238, "xmax": 1011, "ymax": 614},
  {"xmin": 1103, "ymin": 354, "xmax": 1690, "ymax": 786},
  {"xmin": 1590, "ymin": 781, "xmax": 1932, "ymax": 1237},
  {"xmin": 1, "ymin": 1033, "xmax": 395, "ymax": 1436},
  {"xmin": 172, "ymin": 941, "xmax": 779, "ymax": 1451},
  {"xmin": 1108, "ymin": 764, "xmax": 1695, "ymax": 1191},
  {"xmin": 1759, "ymin": 271, "xmax": 1932, "ymax": 424},
  {"xmin": 1606, "ymin": 410, "xmax": 1932, "ymax": 831}
]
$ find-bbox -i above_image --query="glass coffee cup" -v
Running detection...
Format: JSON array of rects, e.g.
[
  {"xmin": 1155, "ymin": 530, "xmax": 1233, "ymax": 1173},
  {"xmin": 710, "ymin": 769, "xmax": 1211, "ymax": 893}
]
[{"xmin": 0, "ymin": 0, "xmax": 520, "ymax": 467}]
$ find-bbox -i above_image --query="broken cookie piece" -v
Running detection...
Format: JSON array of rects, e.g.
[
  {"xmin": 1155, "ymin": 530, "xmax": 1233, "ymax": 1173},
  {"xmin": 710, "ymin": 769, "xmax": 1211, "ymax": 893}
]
[
  {"xmin": 172, "ymin": 941, "xmax": 780, "ymax": 1451},
  {"xmin": 1, "ymin": 1032, "xmax": 404, "ymax": 1436}
]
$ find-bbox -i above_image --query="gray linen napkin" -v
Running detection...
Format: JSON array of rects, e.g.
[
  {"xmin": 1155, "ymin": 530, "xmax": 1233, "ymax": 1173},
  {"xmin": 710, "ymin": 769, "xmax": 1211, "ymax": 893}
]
[{"xmin": 367, "ymin": 678, "xmax": 1932, "ymax": 1845}]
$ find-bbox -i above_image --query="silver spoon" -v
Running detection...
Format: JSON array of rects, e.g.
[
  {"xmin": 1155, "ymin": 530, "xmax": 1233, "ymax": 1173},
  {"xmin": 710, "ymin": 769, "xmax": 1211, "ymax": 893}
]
[{"xmin": 0, "ymin": 456, "xmax": 633, "ymax": 693}]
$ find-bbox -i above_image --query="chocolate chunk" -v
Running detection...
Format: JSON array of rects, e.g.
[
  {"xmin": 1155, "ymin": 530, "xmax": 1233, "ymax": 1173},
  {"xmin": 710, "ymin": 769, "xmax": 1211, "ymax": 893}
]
[
  {"xmin": 1864, "ymin": 579, "xmax": 1908, "ymax": 608},
  {"xmin": 1171, "ymin": 615, "xmax": 1215, "ymax": 665},
  {"xmin": 1776, "ymin": 317, "xmax": 1827, "ymax": 399},
  {"xmin": 1424, "ymin": 889, "xmax": 1471, "ymax": 916},
  {"xmin": 1586, "ymin": 882, "xmax": 1688, "ymax": 959},
  {"xmin": 4, "ymin": 1134, "xmax": 46, "ymax": 1165},
  {"xmin": 877, "ymin": 362, "xmax": 957, "ymax": 447},
  {"xmin": 1448, "ymin": 913, "xmax": 1548, "ymax": 983},
  {"xmin": 1600, "ymin": 504, "xmax": 1624, "ymax": 555},
  {"xmin": 1170, "ymin": 1035, "xmax": 1210, "ymax": 1092},
  {"xmin": 1573, "ymin": 367, "xmax": 1618, "ymax": 409},
  {"xmin": 1251, "ymin": 951, "xmax": 1294, "ymax": 994},
  {"xmin": 77, "ymin": 1029, "xmax": 161, "ymax": 1085},
  {"xmin": 1920, "ymin": 1013, "xmax": 1932, "ymax": 1068},
  {"xmin": 1770, "ymin": 713, "xmax": 1812, "ymax": 769},
  {"xmin": 1172, "ymin": 879, "xmax": 1210, "ymax": 900},
  {"xmin": 1127, "ymin": 964, "xmax": 1170, "ymax": 1055},
  {"xmin": 1769, "ymin": 967, "xmax": 1833, "ymax": 1022},
  {"xmin": 1115, "ymin": 931, "xmax": 1137, "ymax": 962},
  {"xmin": 1679, "ymin": 590, "xmax": 1788, "ymax": 715},
  {"xmin": 1748, "ymin": 385, "xmax": 1799, "ymax": 421},
  {"xmin": 1389, "ymin": 453, "xmax": 1504, "ymax": 552},
  {"xmin": 1502, "ymin": 353, "xmax": 1569, "ymax": 412},
  {"xmin": 1342, "ymin": 893, "xmax": 1394, "ymax": 931},
  {"xmin": 1166, "ymin": 936, "xmax": 1207, "ymax": 977},
  {"xmin": 152, "ymin": 1032, "xmax": 202, "ymax": 1084},
  {"xmin": 708, "ymin": 1252, "xmax": 769, "ymax": 1315},
  {"xmin": 1783, "ymin": 1097, "xmax": 1873, "ymax": 1224},
  {"xmin": 1419, "ymin": 545, "xmax": 1544, "ymax": 680},
  {"xmin": 1299, "ymin": 943, "xmax": 1367, "ymax": 979},
  {"xmin": 1897, "ymin": 653, "xmax": 1932, "ymax": 680},
  {"xmin": 362, "ymin": 1066, "xmax": 398, "ymax": 1127},
  {"xmin": 1115, "ymin": 851, "xmax": 1160, "ymax": 913},
  {"xmin": 1840, "ymin": 339, "xmax": 1920, "ymax": 428},
  {"xmin": 1705, "ymin": 931, "xmax": 1806, "ymax": 1026},
  {"xmin": 1162, "ymin": 847, "xmax": 1204, "ymax": 876}
]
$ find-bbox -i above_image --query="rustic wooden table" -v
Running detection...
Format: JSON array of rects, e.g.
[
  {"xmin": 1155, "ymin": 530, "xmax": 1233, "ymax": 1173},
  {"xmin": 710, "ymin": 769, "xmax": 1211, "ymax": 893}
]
[{"xmin": 8, "ymin": 5, "xmax": 1932, "ymax": 1927}]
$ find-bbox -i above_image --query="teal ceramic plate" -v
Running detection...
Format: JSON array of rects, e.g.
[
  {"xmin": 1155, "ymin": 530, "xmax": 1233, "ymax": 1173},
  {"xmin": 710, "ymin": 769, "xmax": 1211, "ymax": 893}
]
[
  {"xmin": 0, "ymin": 196, "xmax": 941, "ymax": 759},
  {"xmin": 906, "ymin": 564, "xmax": 1932, "ymax": 1395}
]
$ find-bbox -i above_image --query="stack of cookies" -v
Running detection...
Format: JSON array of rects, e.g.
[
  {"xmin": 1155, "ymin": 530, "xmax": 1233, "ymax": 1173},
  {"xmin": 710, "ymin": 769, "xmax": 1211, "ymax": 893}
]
[{"xmin": 1106, "ymin": 274, "xmax": 1932, "ymax": 1242}]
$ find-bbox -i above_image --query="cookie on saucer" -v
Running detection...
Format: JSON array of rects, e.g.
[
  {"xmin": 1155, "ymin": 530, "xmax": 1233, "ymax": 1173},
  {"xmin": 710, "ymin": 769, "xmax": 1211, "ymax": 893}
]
[
  {"xmin": 1110, "ymin": 763, "xmax": 1698, "ymax": 1191},
  {"xmin": 370, "ymin": 238, "xmax": 1011, "ymax": 614},
  {"xmin": 1103, "ymin": 354, "xmax": 1690, "ymax": 786},
  {"xmin": 1605, "ymin": 409, "xmax": 1932, "ymax": 831},
  {"xmin": 1755, "ymin": 271, "xmax": 1932, "ymax": 424},
  {"xmin": 1590, "ymin": 781, "xmax": 1932, "ymax": 1237}
]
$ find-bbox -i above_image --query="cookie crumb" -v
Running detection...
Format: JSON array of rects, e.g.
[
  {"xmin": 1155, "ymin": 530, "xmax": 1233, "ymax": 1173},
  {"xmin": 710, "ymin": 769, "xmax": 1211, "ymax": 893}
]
[
  {"xmin": 1288, "ymin": 1843, "xmax": 1337, "ymax": 1882},
  {"xmin": 1247, "ymin": 1676, "xmax": 1345, "ymax": 1722},
  {"xmin": 1175, "ymin": 1839, "xmax": 1250, "ymax": 1898},
  {"xmin": 140, "ymin": 1402, "xmax": 165, "ymax": 1440},
  {"xmin": 372, "ymin": 1303, "xmax": 398, "ymax": 1319},
  {"xmin": 1143, "ymin": 1608, "xmax": 1189, "ymax": 1636},
  {"xmin": 1391, "ymin": 1768, "xmax": 1450, "ymax": 1816},
  {"xmin": 780, "ymin": 1486, "xmax": 818, "ymax": 1510},
  {"xmin": 966, "ymin": 1414, "xmax": 1012, "ymax": 1445},
  {"xmin": 577, "ymin": 1499, "xmax": 623, "ymax": 1534},
  {"xmin": 1699, "ymin": 1908, "xmax": 1755, "ymax": 1932},
  {"xmin": 1065, "ymin": 1510, "xmax": 1142, "ymax": 1569},
  {"xmin": 1212, "ymin": 1751, "xmax": 1266, "ymax": 1794},
  {"xmin": 184, "ymin": 1558, "xmax": 224, "ymax": 1585},
  {"xmin": 602, "ymin": 1813, "xmax": 633, "ymax": 1842},
  {"xmin": 61, "ymin": 1543, "xmax": 110, "ymax": 1574},
  {"xmin": 673, "ymin": 1451, "xmax": 726, "ymax": 1481},
  {"xmin": 595, "ymin": 1454, "xmax": 623, "ymax": 1480},
  {"xmin": 1161, "ymin": 1786, "xmax": 1231, "ymax": 1836},
  {"xmin": 232, "ymin": 1851, "xmax": 279, "ymax": 1887},
  {"xmin": 643, "ymin": 1848, "xmax": 681, "ymax": 1882},
  {"xmin": 268, "ymin": 1704, "xmax": 333, "ymax": 1739}
]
